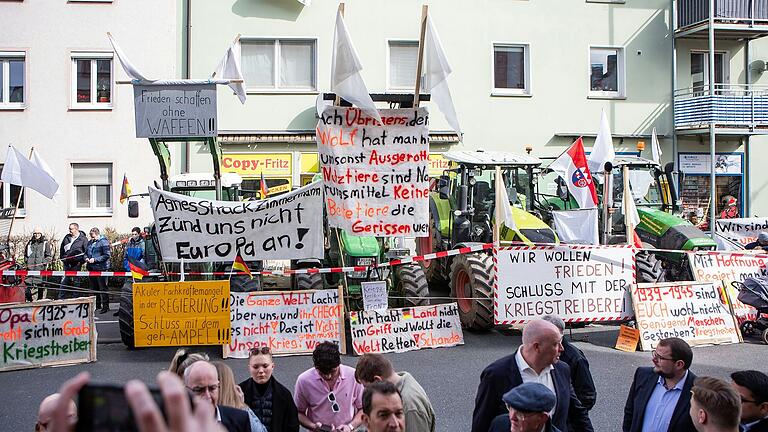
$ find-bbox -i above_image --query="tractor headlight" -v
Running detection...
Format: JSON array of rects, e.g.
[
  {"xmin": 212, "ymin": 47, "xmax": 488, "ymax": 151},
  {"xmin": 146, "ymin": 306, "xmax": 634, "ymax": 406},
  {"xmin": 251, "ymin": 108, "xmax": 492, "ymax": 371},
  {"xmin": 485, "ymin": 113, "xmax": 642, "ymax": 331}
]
[{"xmin": 469, "ymin": 177, "xmax": 477, "ymax": 186}]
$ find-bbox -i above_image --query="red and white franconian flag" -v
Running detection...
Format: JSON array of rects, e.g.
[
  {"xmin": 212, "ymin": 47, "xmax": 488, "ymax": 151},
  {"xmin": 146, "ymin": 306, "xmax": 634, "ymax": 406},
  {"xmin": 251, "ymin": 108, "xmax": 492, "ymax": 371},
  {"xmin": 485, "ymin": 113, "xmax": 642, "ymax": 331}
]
[{"xmin": 549, "ymin": 137, "xmax": 598, "ymax": 209}]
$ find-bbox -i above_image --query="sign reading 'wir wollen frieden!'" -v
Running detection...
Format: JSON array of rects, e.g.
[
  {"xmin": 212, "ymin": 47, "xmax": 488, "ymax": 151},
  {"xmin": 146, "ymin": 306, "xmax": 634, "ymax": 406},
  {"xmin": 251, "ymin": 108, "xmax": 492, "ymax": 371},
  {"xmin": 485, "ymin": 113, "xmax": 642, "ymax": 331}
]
[
  {"xmin": 224, "ymin": 288, "xmax": 345, "ymax": 358},
  {"xmin": 132, "ymin": 281, "xmax": 231, "ymax": 347},
  {"xmin": 349, "ymin": 303, "xmax": 464, "ymax": 355},
  {"xmin": 0, "ymin": 298, "xmax": 96, "ymax": 372},
  {"xmin": 631, "ymin": 282, "xmax": 741, "ymax": 351},
  {"xmin": 317, "ymin": 107, "xmax": 430, "ymax": 237},
  {"xmin": 494, "ymin": 245, "xmax": 635, "ymax": 324},
  {"xmin": 133, "ymin": 84, "xmax": 217, "ymax": 138}
]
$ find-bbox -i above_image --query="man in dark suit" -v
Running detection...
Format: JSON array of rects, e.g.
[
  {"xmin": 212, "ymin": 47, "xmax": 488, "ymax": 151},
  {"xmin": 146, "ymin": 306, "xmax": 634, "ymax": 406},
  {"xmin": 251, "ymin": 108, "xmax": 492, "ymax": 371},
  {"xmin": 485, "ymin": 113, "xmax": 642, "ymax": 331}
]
[
  {"xmin": 730, "ymin": 370, "xmax": 768, "ymax": 432},
  {"xmin": 542, "ymin": 314, "xmax": 597, "ymax": 411},
  {"xmin": 623, "ymin": 337, "xmax": 697, "ymax": 432},
  {"xmin": 471, "ymin": 319, "xmax": 593, "ymax": 432},
  {"xmin": 185, "ymin": 360, "xmax": 252, "ymax": 432}
]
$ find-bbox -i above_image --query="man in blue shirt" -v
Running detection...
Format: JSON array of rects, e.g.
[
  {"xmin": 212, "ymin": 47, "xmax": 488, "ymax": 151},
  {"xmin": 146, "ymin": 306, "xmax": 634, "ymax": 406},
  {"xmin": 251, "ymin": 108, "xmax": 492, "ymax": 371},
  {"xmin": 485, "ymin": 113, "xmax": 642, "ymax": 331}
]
[{"xmin": 623, "ymin": 337, "xmax": 697, "ymax": 432}]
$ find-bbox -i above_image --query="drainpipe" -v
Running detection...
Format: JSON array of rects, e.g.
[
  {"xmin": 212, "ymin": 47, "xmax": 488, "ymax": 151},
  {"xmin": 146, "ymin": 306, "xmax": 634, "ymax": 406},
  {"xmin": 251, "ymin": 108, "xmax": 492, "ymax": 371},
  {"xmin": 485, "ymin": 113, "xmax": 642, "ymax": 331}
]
[
  {"xmin": 184, "ymin": 0, "xmax": 192, "ymax": 173},
  {"xmin": 708, "ymin": 0, "xmax": 716, "ymax": 238},
  {"xmin": 746, "ymin": 38, "xmax": 752, "ymax": 216},
  {"xmin": 671, "ymin": 0, "xmax": 678, "ymax": 190}
]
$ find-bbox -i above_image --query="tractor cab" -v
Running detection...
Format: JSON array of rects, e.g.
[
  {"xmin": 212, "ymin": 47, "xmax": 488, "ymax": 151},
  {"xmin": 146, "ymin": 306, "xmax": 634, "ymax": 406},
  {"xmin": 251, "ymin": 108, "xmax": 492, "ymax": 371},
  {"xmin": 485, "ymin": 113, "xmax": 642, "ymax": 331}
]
[{"xmin": 168, "ymin": 172, "xmax": 242, "ymax": 201}]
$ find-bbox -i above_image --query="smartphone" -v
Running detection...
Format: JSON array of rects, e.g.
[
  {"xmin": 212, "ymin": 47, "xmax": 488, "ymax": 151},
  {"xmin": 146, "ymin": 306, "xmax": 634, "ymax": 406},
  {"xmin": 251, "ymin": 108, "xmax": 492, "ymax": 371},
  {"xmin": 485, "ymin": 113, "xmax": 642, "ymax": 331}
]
[
  {"xmin": 76, "ymin": 383, "xmax": 171, "ymax": 432},
  {"xmin": 318, "ymin": 425, "xmax": 333, "ymax": 432}
]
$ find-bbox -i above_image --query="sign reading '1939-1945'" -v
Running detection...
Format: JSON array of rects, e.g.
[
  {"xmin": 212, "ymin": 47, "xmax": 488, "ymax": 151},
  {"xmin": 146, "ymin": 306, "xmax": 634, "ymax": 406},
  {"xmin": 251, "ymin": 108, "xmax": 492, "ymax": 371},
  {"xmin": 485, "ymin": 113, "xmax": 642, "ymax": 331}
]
[{"xmin": 133, "ymin": 84, "xmax": 217, "ymax": 138}]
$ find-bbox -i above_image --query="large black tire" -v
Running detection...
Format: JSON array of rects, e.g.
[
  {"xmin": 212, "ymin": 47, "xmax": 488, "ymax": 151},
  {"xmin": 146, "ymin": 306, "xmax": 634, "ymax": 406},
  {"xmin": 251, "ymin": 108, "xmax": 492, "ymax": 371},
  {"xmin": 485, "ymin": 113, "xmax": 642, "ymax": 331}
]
[
  {"xmin": 294, "ymin": 272, "xmax": 324, "ymax": 291},
  {"xmin": 418, "ymin": 213, "xmax": 448, "ymax": 288},
  {"xmin": 636, "ymin": 251, "xmax": 666, "ymax": 283},
  {"xmin": 395, "ymin": 263, "xmax": 430, "ymax": 307},
  {"xmin": 449, "ymin": 252, "xmax": 494, "ymax": 330},
  {"xmin": 118, "ymin": 280, "xmax": 135, "ymax": 349}
]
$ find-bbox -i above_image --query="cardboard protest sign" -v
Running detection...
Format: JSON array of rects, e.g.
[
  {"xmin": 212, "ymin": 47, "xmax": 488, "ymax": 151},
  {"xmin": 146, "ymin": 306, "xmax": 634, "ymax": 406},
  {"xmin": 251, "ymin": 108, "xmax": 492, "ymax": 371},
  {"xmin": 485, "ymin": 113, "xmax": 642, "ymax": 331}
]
[
  {"xmin": 0, "ymin": 298, "xmax": 96, "ymax": 372},
  {"xmin": 362, "ymin": 281, "xmax": 388, "ymax": 311},
  {"xmin": 133, "ymin": 280, "xmax": 231, "ymax": 347},
  {"xmin": 689, "ymin": 252, "xmax": 764, "ymax": 321},
  {"xmin": 631, "ymin": 282, "xmax": 741, "ymax": 350},
  {"xmin": 494, "ymin": 245, "xmax": 635, "ymax": 324},
  {"xmin": 316, "ymin": 107, "xmax": 430, "ymax": 237},
  {"xmin": 615, "ymin": 325, "xmax": 640, "ymax": 352},
  {"xmin": 225, "ymin": 288, "xmax": 345, "ymax": 358},
  {"xmin": 133, "ymin": 84, "xmax": 217, "ymax": 138},
  {"xmin": 149, "ymin": 182, "xmax": 323, "ymax": 262},
  {"xmin": 349, "ymin": 303, "xmax": 464, "ymax": 355},
  {"xmin": 715, "ymin": 217, "xmax": 768, "ymax": 249}
]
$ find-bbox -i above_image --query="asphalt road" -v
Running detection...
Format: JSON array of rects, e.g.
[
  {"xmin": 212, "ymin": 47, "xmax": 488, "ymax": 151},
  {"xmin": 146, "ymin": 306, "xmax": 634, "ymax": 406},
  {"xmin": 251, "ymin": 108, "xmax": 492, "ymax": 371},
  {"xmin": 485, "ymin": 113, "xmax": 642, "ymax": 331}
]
[{"xmin": 1, "ymin": 308, "xmax": 767, "ymax": 432}]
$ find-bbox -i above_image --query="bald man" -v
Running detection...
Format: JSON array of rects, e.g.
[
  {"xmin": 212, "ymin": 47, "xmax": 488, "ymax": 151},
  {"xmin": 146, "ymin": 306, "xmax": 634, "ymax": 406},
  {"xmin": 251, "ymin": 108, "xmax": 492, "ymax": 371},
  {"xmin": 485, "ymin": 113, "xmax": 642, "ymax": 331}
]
[
  {"xmin": 184, "ymin": 361, "xmax": 252, "ymax": 432},
  {"xmin": 36, "ymin": 393, "xmax": 76, "ymax": 431},
  {"xmin": 471, "ymin": 319, "xmax": 593, "ymax": 432}
]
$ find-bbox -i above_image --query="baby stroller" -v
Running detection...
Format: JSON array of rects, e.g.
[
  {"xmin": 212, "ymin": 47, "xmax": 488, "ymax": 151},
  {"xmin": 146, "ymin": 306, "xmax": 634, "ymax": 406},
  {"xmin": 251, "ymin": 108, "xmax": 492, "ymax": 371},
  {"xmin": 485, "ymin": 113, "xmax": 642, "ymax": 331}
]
[{"xmin": 739, "ymin": 276, "xmax": 768, "ymax": 344}]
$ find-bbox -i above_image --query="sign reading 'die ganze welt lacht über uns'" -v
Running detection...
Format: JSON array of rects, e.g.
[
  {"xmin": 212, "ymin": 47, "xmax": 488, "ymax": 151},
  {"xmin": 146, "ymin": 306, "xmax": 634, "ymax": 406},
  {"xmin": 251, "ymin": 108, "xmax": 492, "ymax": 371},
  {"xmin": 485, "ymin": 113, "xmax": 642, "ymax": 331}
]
[
  {"xmin": 316, "ymin": 107, "xmax": 430, "ymax": 237},
  {"xmin": 0, "ymin": 298, "xmax": 96, "ymax": 372},
  {"xmin": 133, "ymin": 84, "xmax": 217, "ymax": 138}
]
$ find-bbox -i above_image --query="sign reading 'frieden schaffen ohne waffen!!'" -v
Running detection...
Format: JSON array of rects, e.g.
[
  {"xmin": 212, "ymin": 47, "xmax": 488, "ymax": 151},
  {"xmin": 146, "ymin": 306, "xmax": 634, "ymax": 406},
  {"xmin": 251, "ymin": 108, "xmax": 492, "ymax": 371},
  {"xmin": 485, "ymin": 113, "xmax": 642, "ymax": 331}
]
[{"xmin": 133, "ymin": 84, "xmax": 217, "ymax": 138}]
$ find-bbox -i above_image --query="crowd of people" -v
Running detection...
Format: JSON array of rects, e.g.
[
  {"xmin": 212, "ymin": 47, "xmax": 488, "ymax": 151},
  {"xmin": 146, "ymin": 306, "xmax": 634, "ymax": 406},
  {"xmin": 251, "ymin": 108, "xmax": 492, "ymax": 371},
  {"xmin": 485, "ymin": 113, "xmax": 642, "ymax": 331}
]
[{"xmin": 33, "ymin": 315, "xmax": 768, "ymax": 432}]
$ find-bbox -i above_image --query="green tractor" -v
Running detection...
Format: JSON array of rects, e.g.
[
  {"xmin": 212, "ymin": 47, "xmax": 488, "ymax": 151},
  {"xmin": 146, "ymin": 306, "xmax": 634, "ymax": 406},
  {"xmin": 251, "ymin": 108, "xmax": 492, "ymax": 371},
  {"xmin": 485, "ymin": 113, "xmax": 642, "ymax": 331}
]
[
  {"xmin": 416, "ymin": 150, "xmax": 559, "ymax": 330},
  {"xmin": 538, "ymin": 156, "xmax": 716, "ymax": 282}
]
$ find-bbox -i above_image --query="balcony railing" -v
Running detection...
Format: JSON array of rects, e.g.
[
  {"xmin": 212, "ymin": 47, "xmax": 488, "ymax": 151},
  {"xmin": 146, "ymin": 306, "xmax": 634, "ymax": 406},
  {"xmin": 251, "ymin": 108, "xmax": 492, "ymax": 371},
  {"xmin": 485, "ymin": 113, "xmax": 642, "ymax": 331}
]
[
  {"xmin": 674, "ymin": 84, "xmax": 768, "ymax": 129},
  {"xmin": 677, "ymin": 0, "xmax": 768, "ymax": 29}
]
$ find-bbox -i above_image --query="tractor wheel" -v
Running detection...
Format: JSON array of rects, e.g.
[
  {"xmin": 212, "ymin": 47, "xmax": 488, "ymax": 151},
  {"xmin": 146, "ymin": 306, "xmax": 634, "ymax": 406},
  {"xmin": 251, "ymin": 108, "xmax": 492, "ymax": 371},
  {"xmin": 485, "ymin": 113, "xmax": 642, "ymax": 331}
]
[
  {"xmin": 636, "ymin": 252, "xmax": 666, "ymax": 283},
  {"xmin": 417, "ymin": 213, "xmax": 448, "ymax": 288},
  {"xmin": 294, "ymin": 272, "xmax": 324, "ymax": 291},
  {"xmin": 118, "ymin": 280, "xmax": 135, "ymax": 349},
  {"xmin": 395, "ymin": 264, "xmax": 430, "ymax": 307},
  {"xmin": 449, "ymin": 252, "xmax": 494, "ymax": 331}
]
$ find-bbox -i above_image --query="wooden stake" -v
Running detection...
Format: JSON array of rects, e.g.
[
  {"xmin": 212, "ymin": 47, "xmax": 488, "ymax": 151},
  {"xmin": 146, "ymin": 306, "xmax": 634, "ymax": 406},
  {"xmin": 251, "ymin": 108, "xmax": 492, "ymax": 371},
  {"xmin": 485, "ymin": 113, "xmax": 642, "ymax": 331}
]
[
  {"xmin": 413, "ymin": 5, "xmax": 428, "ymax": 108},
  {"xmin": 6, "ymin": 146, "xmax": 33, "ymax": 245},
  {"xmin": 623, "ymin": 165, "xmax": 633, "ymax": 245},
  {"xmin": 334, "ymin": 3, "xmax": 345, "ymax": 106},
  {"xmin": 494, "ymin": 166, "xmax": 502, "ymax": 246}
]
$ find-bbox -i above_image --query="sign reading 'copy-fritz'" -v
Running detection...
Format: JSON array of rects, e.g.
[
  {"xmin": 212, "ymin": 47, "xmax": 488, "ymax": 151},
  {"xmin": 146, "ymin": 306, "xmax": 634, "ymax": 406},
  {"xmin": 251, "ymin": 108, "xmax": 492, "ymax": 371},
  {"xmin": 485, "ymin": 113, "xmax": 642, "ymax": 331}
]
[
  {"xmin": 149, "ymin": 182, "xmax": 323, "ymax": 262},
  {"xmin": 349, "ymin": 303, "xmax": 464, "ymax": 355},
  {"xmin": 225, "ymin": 288, "xmax": 344, "ymax": 358},
  {"xmin": 316, "ymin": 107, "xmax": 430, "ymax": 237},
  {"xmin": 0, "ymin": 298, "xmax": 96, "ymax": 372},
  {"xmin": 133, "ymin": 84, "xmax": 217, "ymax": 138},
  {"xmin": 495, "ymin": 245, "xmax": 635, "ymax": 324}
]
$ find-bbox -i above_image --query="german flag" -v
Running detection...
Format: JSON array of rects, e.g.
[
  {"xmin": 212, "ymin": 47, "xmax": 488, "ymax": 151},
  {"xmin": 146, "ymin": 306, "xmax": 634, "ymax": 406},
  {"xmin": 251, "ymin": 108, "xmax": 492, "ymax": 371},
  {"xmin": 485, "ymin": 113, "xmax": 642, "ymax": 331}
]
[
  {"xmin": 402, "ymin": 308, "xmax": 412, "ymax": 319},
  {"xmin": 232, "ymin": 253, "xmax": 252, "ymax": 279},
  {"xmin": 128, "ymin": 256, "xmax": 149, "ymax": 281},
  {"xmin": 120, "ymin": 174, "xmax": 132, "ymax": 204},
  {"xmin": 259, "ymin": 172, "xmax": 270, "ymax": 199}
]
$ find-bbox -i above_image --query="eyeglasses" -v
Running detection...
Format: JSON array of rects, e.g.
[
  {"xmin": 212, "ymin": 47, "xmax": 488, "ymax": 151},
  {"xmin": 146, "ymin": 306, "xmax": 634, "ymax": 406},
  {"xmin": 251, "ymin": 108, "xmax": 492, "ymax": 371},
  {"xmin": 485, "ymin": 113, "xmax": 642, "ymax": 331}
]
[
  {"xmin": 741, "ymin": 397, "xmax": 760, "ymax": 404},
  {"xmin": 328, "ymin": 391, "xmax": 340, "ymax": 413},
  {"xmin": 187, "ymin": 383, "xmax": 220, "ymax": 395},
  {"xmin": 505, "ymin": 405, "xmax": 535, "ymax": 422},
  {"xmin": 652, "ymin": 350, "xmax": 675, "ymax": 362},
  {"xmin": 250, "ymin": 346, "xmax": 271, "ymax": 355}
]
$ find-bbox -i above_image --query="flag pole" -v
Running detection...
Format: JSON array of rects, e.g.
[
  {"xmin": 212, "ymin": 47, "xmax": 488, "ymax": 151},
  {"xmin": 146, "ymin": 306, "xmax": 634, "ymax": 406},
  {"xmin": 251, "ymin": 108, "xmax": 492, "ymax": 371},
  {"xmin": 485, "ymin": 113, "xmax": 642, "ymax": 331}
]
[
  {"xmin": 623, "ymin": 165, "xmax": 633, "ymax": 245},
  {"xmin": 6, "ymin": 146, "xmax": 34, "ymax": 245},
  {"xmin": 412, "ymin": 5, "xmax": 428, "ymax": 108},
  {"xmin": 210, "ymin": 33, "xmax": 242, "ymax": 79},
  {"xmin": 334, "ymin": 3, "xmax": 345, "ymax": 106},
  {"xmin": 494, "ymin": 166, "xmax": 502, "ymax": 246}
]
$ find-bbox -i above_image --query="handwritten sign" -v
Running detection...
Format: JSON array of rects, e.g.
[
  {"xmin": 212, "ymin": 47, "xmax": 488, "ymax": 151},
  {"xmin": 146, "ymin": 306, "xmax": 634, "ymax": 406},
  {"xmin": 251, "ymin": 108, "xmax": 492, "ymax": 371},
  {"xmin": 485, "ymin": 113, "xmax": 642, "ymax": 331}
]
[
  {"xmin": 631, "ymin": 282, "xmax": 740, "ymax": 350},
  {"xmin": 133, "ymin": 84, "xmax": 217, "ymax": 138},
  {"xmin": 316, "ymin": 107, "xmax": 430, "ymax": 237},
  {"xmin": 225, "ymin": 288, "xmax": 345, "ymax": 358},
  {"xmin": 349, "ymin": 303, "xmax": 464, "ymax": 355},
  {"xmin": 149, "ymin": 182, "xmax": 323, "ymax": 262},
  {"xmin": 715, "ymin": 217, "xmax": 768, "ymax": 248},
  {"xmin": 133, "ymin": 280, "xmax": 231, "ymax": 347},
  {"xmin": 362, "ymin": 281, "xmax": 388, "ymax": 311},
  {"xmin": 615, "ymin": 325, "xmax": 640, "ymax": 352},
  {"xmin": 0, "ymin": 298, "xmax": 96, "ymax": 372},
  {"xmin": 494, "ymin": 245, "xmax": 635, "ymax": 324},
  {"xmin": 689, "ymin": 252, "xmax": 764, "ymax": 321}
]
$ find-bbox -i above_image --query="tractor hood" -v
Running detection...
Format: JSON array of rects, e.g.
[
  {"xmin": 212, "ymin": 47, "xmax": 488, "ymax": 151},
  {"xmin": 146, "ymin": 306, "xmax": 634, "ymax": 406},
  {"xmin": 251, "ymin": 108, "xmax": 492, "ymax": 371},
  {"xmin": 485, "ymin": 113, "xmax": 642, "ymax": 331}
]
[
  {"xmin": 636, "ymin": 207, "xmax": 716, "ymax": 250},
  {"xmin": 339, "ymin": 230, "xmax": 380, "ymax": 257}
]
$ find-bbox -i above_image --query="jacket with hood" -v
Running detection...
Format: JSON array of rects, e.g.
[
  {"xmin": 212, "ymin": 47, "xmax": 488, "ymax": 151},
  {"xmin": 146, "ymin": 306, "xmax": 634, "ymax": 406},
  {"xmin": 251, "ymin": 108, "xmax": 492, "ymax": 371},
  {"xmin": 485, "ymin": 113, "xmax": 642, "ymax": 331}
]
[
  {"xmin": 123, "ymin": 237, "xmax": 145, "ymax": 271},
  {"xmin": 60, "ymin": 231, "xmax": 87, "ymax": 269},
  {"xmin": 86, "ymin": 236, "xmax": 111, "ymax": 271}
]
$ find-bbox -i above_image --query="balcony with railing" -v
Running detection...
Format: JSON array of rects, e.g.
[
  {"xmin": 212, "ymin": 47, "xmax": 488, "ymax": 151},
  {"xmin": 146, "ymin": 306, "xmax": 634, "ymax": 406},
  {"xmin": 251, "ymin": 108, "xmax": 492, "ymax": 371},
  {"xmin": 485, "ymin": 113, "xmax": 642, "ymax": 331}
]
[
  {"xmin": 676, "ymin": 0, "xmax": 768, "ymax": 38},
  {"xmin": 674, "ymin": 84, "xmax": 768, "ymax": 132}
]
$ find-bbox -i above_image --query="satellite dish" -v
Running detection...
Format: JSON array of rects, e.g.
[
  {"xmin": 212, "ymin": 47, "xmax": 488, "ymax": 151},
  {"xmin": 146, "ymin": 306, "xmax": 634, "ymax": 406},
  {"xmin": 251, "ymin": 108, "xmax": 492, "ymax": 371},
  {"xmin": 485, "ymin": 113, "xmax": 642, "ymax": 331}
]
[{"xmin": 751, "ymin": 59, "xmax": 766, "ymax": 72}]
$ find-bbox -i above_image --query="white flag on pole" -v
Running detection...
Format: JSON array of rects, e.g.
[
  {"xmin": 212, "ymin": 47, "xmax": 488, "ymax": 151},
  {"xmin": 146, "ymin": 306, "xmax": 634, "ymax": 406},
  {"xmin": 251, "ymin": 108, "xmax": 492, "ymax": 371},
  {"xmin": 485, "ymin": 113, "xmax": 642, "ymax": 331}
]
[
  {"xmin": 331, "ymin": 9, "xmax": 381, "ymax": 124},
  {"xmin": 423, "ymin": 14, "xmax": 461, "ymax": 138},
  {"xmin": 651, "ymin": 127, "xmax": 662, "ymax": 164},
  {"xmin": 497, "ymin": 182, "xmax": 517, "ymax": 232},
  {"xmin": 213, "ymin": 37, "xmax": 247, "ymax": 104},
  {"xmin": 587, "ymin": 109, "xmax": 615, "ymax": 177},
  {"xmin": 623, "ymin": 185, "xmax": 640, "ymax": 227},
  {"xmin": 107, "ymin": 33, "xmax": 153, "ymax": 82},
  {"xmin": 552, "ymin": 209, "xmax": 599, "ymax": 245},
  {"xmin": 1, "ymin": 145, "xmax": 59, "ymax": 199},
  {"xmin": 31, "ymin": 149, "xmax": 62, "ymax": 202}
]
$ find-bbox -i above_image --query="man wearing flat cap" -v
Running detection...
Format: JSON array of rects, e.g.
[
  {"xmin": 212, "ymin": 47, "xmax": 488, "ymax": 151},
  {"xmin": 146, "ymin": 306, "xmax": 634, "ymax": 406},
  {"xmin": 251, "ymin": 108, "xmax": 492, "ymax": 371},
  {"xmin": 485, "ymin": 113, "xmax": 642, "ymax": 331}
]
[{"xmin": 488, "ymin": 382, "xmax": 561, "ymax": 432}]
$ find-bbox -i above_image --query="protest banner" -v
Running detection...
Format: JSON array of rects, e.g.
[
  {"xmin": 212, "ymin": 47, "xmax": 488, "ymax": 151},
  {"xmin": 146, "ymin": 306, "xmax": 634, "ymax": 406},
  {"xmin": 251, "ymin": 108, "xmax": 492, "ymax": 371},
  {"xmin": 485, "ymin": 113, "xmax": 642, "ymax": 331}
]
[
  {"xmin": 225, "ymin": 287, "xmax": 345, "ymax": 358},
  {"xmin": 0, "ymin": 297, "xmax": 96, "ymax": 372},
  {"xmin": 615, "ymin": 325, "xmax": 640, "ymax": 352},
  {"xmin": 133, "ymin": 84, "xmax": 217, "ymax": 138},
  {"xmin": 149, "ymin": 182, "xmax": 323, "ymax": 262},
  {"xmin": 715, "ymin": 217, "xmax": 768, "ymax": 249},
  {"xmin": 362, "ymin": 281, "xmax": 388, "ymax": 311},
  {"xmin": 689, "ymin": 251, "xmax": 764, "ymax": 321},
  {"xmin": 494, "ymin": 245, "xmax": 635, "ymax": 324},
  {"xmin": 631, "ymin": 282, "xmax": 741, "ymax": 350},
  {"xmin": 132, "ymin": 280, "xmax": 231, "ymax": 347},
  {"xmin": 349, "ymin": 303, "xmax": 464, "ymax": 355},
  {"xmin": 316, "ymin": 106, "xmax": 430, "ymax": 237}
]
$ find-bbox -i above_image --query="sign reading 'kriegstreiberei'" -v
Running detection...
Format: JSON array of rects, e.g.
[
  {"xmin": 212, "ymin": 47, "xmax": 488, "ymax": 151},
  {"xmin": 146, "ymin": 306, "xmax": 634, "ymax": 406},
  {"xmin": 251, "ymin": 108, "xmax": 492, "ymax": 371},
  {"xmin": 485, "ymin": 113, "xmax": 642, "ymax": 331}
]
[{"xmin": 133, "ymin": 84, "xmax": 217, "ymax": 138}]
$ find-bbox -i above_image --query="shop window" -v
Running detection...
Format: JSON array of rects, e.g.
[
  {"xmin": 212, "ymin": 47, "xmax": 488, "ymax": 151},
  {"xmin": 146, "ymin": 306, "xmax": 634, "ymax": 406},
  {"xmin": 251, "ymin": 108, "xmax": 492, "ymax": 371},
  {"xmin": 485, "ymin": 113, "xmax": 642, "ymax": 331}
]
[
  {"xmin": 71, "ymin": 53, "xmax": 113, "ymax": 108},
  {"xmin": 0, "ymin": 52, "xmax": 25, "ymax": 108},
  {"xmin": 241, "ymin": 39, "xmax": 316, "ymax": 91},
  {"xmin": 72, "ymin": 163, "xmax": 112, "ymax": 214}
]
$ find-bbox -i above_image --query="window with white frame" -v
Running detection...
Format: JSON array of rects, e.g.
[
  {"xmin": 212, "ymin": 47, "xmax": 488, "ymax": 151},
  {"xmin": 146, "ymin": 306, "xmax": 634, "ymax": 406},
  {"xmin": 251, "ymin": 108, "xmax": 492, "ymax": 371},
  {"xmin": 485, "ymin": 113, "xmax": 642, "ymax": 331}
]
[
  {"xmin": 72, "ymin": 163, "xmax": 112, "ymax": 213},
  {"xmin": 71, "ymin": 53, "xmax": 113, "ymax": 107},
  {"xmin": 0, "ymin": 52, "xmax": 25, "ymax": 107},
  {"xmin": 589, "ymin": 46, "xmax": 625, "ymax": 97},
  {"xmin": 241, "ymin": 39, "xmax": 316, "ymax": 91},
  {"xmin": 388, "ymin": 41, "xmax": 427, "ymax": 91},
  {"xmin": 0, "ymin": 166, "xmax": 25, "ymax": 215},
  {"xmin": 493, "ymin": 44, "xmax": 530, "ymax": 95}
]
